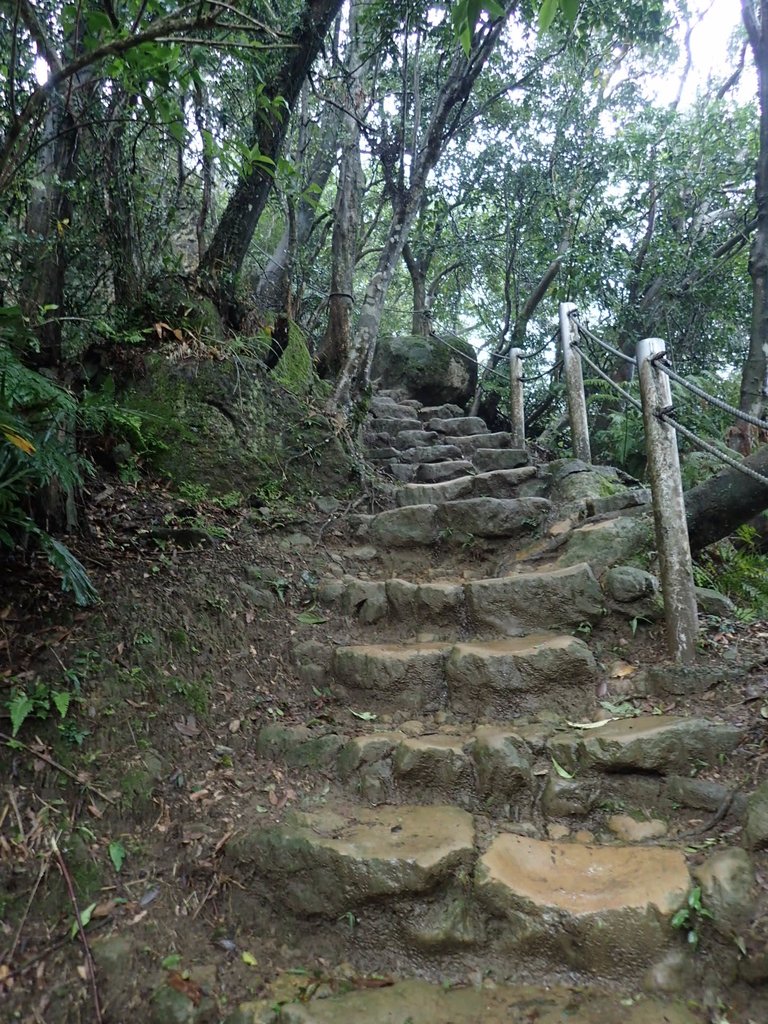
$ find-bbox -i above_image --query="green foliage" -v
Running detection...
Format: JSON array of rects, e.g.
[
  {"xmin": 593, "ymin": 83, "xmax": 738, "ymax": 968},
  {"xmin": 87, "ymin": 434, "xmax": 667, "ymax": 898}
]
[
  {"xmin": 694, "ymin": 524, "xmax": 768, "ymax": 621},
  {"xmin": 6, "ymin": 667, "xmax": 81, "ymax": 738},
  {"xmin": 671, "ymin": 886, "xmax": 714, "ymax": 950}
]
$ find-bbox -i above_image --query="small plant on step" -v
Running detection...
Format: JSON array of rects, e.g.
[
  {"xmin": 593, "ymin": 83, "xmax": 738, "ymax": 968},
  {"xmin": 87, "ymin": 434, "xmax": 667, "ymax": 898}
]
[{"xmin": 671, "ymin": 886, "xmax": 713, "ymax": 950}]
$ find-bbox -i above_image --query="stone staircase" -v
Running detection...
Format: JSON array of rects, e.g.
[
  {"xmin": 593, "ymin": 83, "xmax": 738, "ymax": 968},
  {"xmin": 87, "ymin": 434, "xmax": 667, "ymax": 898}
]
[{"xmin": 222, "ymin": 392, "xmax": 753, "ymax": 1023}]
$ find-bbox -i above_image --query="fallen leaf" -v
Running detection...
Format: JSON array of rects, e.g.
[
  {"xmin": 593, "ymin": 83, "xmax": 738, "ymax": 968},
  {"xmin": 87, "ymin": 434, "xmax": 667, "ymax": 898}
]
[
  {"xmin": 174, "ymin": 716, "xmax": 200, "ymax": 738},
  {"xmin": 228, "ymin": 719, "xmax": 241, "ymax": 733},
  {"xmin": 551, "ymin": 756, "xmax": 574, "ymax": 779},
  {"xmin": 241, "ymin": 951, "xmax": 258, "ymax": 966},
  {"xmin": 167, "ymin": 972, "xmax": 203, "ymax": 1006}
]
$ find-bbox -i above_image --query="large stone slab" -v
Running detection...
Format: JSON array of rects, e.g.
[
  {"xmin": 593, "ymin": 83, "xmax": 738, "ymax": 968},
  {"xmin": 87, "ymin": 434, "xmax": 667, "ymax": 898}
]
[
  {"xmin": 415, "ymin": 460, "xmax": 474, "ymax": 483},
  {"xmin": 435, "ymin": 497, "xmax": 550, "ymax": 539},
  {"xmin": 473, "ymin": 448, "xmax": 529, "ymax": 472},
  {"xmin": 446, "ymin": 634, "xmax": 596, "ymax": 718},
  {"xmin": 367, "ymin": 416, "xmax": 422, "ymax": 434},
  {"xmin": 226, "ymin": 803, "xmax": 474, "ymax": 916},
  {"xmin": 558, "ymin": 515, "xmax": 655, "ymax": 570},
  {"xmin": 396, "ymin": 467, "xmax": 538, "ymax": 507},
  {"xmin": 385, "ymin": 578, "xmax": 465, "ymax": 625},
  {"xmin": 393, "ymin": 429, "xmax": 439, "ymax": 449},
  {"xmin": 417, "ymin": 403, "xmax": 464, "ymax": 420},
  {"xmin": 331, "ymin": 642, "xmax": 450, "ymax": 710},
  {"xmin": 450, "ymin": 431, "xmax": 517, "ymax": 454},
  {"xmin": 427, "ymin": 416, "xmax": 489, "ymax": 436},
  {"xmin": 548, "ymin": 715, "xmax": 743, "ymax": 774},
  {"xmin": 255, "ymin": 979, "xmax": 704, "ymax": 1024},
  {"xmin": 399, "ymin": 444, "xmax": 463, "ymax": 464},
  {"xmin": 393, "ymin": 735, "xmax": 472, "ymax": 792},
  {"xmin": 476, "ymin": 834, "xmax": 690, "ymax": 974},
  {"xmin": 369, "ymin": 505, "xmax": 438, "ymax": 546},
  {"xmin": 466, "ymin": 563, "xmax": 604, "ymax": 634},
  {"xmin": 470, "ymin": 726, "xmax": 533, "ymax": 802},
  {"xmin": 370, "ymin": 399, "xmax": 419, "ymax": 419}
]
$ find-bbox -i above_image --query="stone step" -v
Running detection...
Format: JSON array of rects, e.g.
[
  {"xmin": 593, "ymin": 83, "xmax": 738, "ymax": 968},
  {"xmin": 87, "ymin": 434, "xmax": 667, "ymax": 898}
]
[
  {"xmin": 472, "ymin": 448, "xmax": 528, "ymax": 472},
  {"xmin": 450, "ymin": 431, "xmax": 520, "ymax": 454},
  {"xmin": 368, "ymin": 497, "xmax": 550, "ymax": 547},
  {"xmin": 391, "ymin": 429, "xmax": 439, "ymax": 449},
  {"xmin": 328, "ymin": 633, "xmax": 597, "ymax": 716},
  {"xmin": 256, "ymin": 714, "xmax": 745, "ymax": 815},
  {"xmin": 317, "ymin": 562, "xmax": 605, "ymax": 634},
  {"xmin": 370, "ymin": 397, "xmax": 422, "ymax": 419},
  {"xmin": 365, "ymin": 415, "xmax": 422, "ymax": 434},
  {"xmin": 395, "ymin": 466, "xmax": 537, "ymax": 506},
  {"xmin": 233, "ymin": 978, "xmax": 703, "ymax": 1024},
  {"xmin": 397, "ymin": 444, "xmax": 464, "ymax": 464},
  {"xmin": 417, "ymin": 403, "xmax": 464, "ymax": 420},
  {"xmin": 223, "ymin": 796, "xmax": 742, "ymax": 985},
  {"xmin": 414, "ymin": 459, "xmax": 475, "ymax": 483},
  {"xmin": 426, "ymin": 415, "xmax": 489, "ymax": 436}
]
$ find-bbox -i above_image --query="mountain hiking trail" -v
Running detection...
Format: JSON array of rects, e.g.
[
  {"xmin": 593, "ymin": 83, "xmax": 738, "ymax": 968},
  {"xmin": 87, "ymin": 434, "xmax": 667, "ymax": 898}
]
[{"xmin": 1, "ymin": 390, "xmax": 767, "ymax": 1024}]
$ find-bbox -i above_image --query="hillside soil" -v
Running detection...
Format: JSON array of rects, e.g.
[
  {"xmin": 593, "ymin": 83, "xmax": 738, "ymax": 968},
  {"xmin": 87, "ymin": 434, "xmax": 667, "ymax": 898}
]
[{"xmin": 0, "ymin": 468, "xmax": 767, "ymax": 1023}]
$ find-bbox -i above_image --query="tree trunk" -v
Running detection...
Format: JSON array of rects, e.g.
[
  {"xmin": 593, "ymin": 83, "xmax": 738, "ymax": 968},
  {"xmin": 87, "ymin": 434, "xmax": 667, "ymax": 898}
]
[
  {"xmin": 315, "ymin": 0, "xmax": 368, "ymax": 377},
  {"xmin": 326, "ymin": 11, "xmax": 510, "ymax": 414},
  {"xmin": 197, "ymin": 0, "xmax": 343, "ymax": 323},
  {"xmin": 253, "ymin": 104, "xmax": 341, "ymax": 315},
  {"xmin": 685, "ymin": 444, "xmax": 768, "ymax": 551},
  {"xmin": 403, "ymin": 243, "xmax": 430, "ymax": 336}
]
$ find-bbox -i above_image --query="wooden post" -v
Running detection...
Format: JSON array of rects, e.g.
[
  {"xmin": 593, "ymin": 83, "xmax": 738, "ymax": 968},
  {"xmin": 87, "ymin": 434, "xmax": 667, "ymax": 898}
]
[
  {"xmin": 509, "ymin": 347, "xmax": 525, "ymax": 449},
  {"xmin": 559, "ymin": 302, "xmax": 591, "ymax": 463},
  {"xmin": 636, "ymin": 337, "xmax": 699, "ymax": 664}
]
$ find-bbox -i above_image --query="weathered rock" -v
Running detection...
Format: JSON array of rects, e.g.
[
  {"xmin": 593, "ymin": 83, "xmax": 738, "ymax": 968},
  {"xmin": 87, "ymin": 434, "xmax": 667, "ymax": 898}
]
[
  {"xmin": 435, "ymin": 497, "xmax": 550, "ymax": 539},
  {"xmin": 340, "ymin": 579, "xmax": 388, "ymax": 624},
  {"xmin": 693, "ymin": 848, "xmax": 754, "ymax": 934},
  {"xmin": 446, "ymin": 634, "xmax": 596, "ymax": 718},
  {"xmin": 470, "ymin": 727, "xmax": 533, "ymax": 802},
  {"xmin": 417, "ymin": 403, "xmax": 464, "ymax": 420},
  {"xmin": 603, "ymin": 566, "xmax": 659, "ymax": 604},
  {"xmin": 331, "ymin": 642, "xmax": 450, "ymax": 711},
  {"xmin": 415, "ymin": 460, "xmax": 475, "ymax": 483},
  {"xmin": 476, "ymin": 834, "xmax": 690, "ymax": 974},
  {"xmin": 745, "ymin": 780, "xmax": 768, "ymax": 849},
  {"xmin": 396, "ymin": 476, "xmax": 475, "ymax": 506},
  {"xmin": 586, "ymin": 489, "xmax": 651, "ymax": 516},
  {"xmin": 393, "ymin": 429, "xmax": 439, "ymax": 449},
  {"xmin": 450, "ymin": 431, "xmax": 517, "ymax": 454},
  {"xmin": 256, "ymin": 725, "xmax": 346, "ymax": 768},
  {"xmin": 225, "ymin": 803, "xmax": 475, "ymax": 916},
  {"xmin": 366, "ymin": 416, "xmax": 422, "ymax": 434},
  {"xmin": 256, "ymin": 979, "xmax": 703, "ymax": 1024},
  {"xmin": 546, "ymin": 460, "xmax": 634, "ymax": 503},
  {"xmin": 465, "ymin": 563, "xmax": 604, "ymax": 634},
  {"xmin": 385, "ymin": 578, "xmax": 464, "ymax": 624},
  {"xmin": 372, "ymin": 334, "xmax": 477, "ymax": 406},
  {"xmin": 472, "ymin": 448, "xmax": 529, "ymax": 472},
  {"xmin": 695, "ymin": 586, "xmax": 736, "ymax": 617},
  {"xmin": 606, "ymin": 814, "xmax": 668, "ymax": 842},
  {"xmin": 393, "ymin": 735, "xmax": 471, "ymax": 792},
  {"xmin": 427, "ymin": 416, "xmax": 489, "ymax": 437},
  {"xmin": 370, "ymin": 505, "xmax": 438, "ymax": 547},
  {"xmin": 548, "ymin": 716, "xmax": 743, "ymax": 774},
  {"xmin": 541, "ymin": 774, "xmax": 601, "ymax": 817},
  {"xmin": 557, "ymin": 515, "xmax": 655, "ymax": 570},
  {"xmin": 403, "ymin": 890, "xmax": 485, "ymax": 950},
  {"xmin": 337, "ymin": 733, "xmax": 403, "ymax": 777},
  {"xmin": 399, "ymin": 444, "xmax": 464, "ymax": 464},
  {"xmin": 370, "ymin": 398, "xmax": 420, "ymax": 419}
]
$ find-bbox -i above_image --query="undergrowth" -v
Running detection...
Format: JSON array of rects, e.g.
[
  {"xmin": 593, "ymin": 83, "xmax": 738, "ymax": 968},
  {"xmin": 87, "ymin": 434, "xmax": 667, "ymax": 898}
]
[{"xmin": 694, "ymin": 523, "xmax": 768, "ymax": 620}]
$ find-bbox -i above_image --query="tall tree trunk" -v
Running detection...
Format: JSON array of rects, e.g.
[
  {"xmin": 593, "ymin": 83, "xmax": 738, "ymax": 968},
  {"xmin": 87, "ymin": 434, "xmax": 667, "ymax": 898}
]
[
  {"xmin": 403, "ymin": 243, "xmax": 430, "ymax": 336},
  {"xmin": 315, "ymin": 0, "xmax": 368, "ymax": 378},
  {"xmin": 255, "ymin": 102, "xmax": 342, "ymax": 315},
  {"xmin": 197, "ymin": 0, "xmax": 343, "ymax": 324},
  {"xmin": 685, "ymin": 444, "xmax": 768, "ymax": 551},
  {"xmin": 327, "ymin": 11, "xmax": 510, "ymax": 414},
  {"xmin": 740, "ymin": 0, "xmax": 768, "ymax": 437}
]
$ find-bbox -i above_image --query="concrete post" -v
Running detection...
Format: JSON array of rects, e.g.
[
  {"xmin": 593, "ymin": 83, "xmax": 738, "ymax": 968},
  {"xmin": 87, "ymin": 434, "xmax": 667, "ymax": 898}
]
[
  {"xmin": 636, "ymin": 337, "xmax": 699, "ymax": 663},
  {"xmin": 509, "ymin": 347, "xmax": 525, "ymax": 449},
  {"xmin": 559, "ymin": 302, "xmax": 591, "ymax": 463}
]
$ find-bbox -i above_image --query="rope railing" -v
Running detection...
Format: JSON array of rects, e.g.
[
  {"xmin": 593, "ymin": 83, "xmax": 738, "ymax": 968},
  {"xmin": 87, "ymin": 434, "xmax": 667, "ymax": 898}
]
[
  {"xmin": 555, "ymin": 302, "xmax": 768, "ymax": 664},
  {"xmin": 653, "ymin": 355, "xmax": 768, "ymax": 433}
]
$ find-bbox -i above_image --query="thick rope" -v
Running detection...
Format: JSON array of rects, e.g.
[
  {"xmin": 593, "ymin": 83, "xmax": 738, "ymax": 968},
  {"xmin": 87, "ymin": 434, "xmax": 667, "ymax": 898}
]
[
  {"xmin": 573, "ymin": 319, "xmax": 637, "ymax": 366},
  {"xmin": 571, "ymin": 342, "xmax": 643, "ymax": 412},
  {"xmin": 653, "ymin": 356, "xmax": 768, "ymax": 432},
  {"xmin": 660, "ymin": 412, "xmax": 768, "ymax": 487}
]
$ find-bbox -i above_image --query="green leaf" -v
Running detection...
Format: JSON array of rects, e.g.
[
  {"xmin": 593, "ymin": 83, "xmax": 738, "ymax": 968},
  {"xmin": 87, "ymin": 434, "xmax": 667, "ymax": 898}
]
[
  {"xmin": 161, "ymin": 954, "xmax": 182, "ymax": 970},
  {"xmin": 71, "ymin": 902, "xmax": 97, "ymax": 939},
  {"xmin": 551, "ymin": 756, "xmax": 574, "ymax": 779},
  {"xmin": 9, "ymin": 692, "xmax": 34, "ymax": 737},
  {"xmin": 560, "ymin": 0, "xmax": 580, "ymax": 23},
  {"xmin": 241, "ymin": 950, "xmax": 258, "ymax": 966},
  {"xmin": 670, "ymin": 908, "xmax": 689, "ymax": 929},
  {"xmin": 109, "ymin": 841, "xmax": 126, "ymax": 873},
  {"xmin": 351, "ymin": 710, "xmax": 377, "ymax": 721},
  {"xmin": 295, "ymin": 611, "xmax": 328, "ymax": 625},
  {"xmin": 538, "ymin": 0, "xmax": 559, "ymax": 33},
  {"xmin": 52, "ymin": 690, "xmax": 71, "ymax": 718}
]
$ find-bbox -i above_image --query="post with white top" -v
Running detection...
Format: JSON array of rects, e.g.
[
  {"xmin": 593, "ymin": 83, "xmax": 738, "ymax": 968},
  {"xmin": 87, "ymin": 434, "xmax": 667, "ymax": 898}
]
[
  {"xmin": 509, "ymin": 347, "xmax": 526, "ymax": 450},
  {"xmin": 636, "ymin": 337, "xmax": 699, "ymax": 663},
  {"xmin": 559, "ymin": 302, "xmax": 591, "ymax": 463}
]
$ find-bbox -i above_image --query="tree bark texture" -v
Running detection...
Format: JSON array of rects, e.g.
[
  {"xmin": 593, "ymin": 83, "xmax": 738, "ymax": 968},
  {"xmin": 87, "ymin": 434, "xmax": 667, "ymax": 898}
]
[
  {"xmin": 740, "ymin": 0, "xmax": 768, "ymax": 427},
  {"xmin": 197, "ymin": 0, "xmax": 343, "ymax": 323},
  {"xmin": 685, "ymin": 445, "xmax": 768, "ymax": 552}
]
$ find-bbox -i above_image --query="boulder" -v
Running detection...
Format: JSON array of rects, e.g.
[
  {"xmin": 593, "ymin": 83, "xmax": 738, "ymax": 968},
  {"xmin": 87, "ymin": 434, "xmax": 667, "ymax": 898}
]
[{"xmin": 372, "ymin": 334, "xmax": 477, "ymax": 406}]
